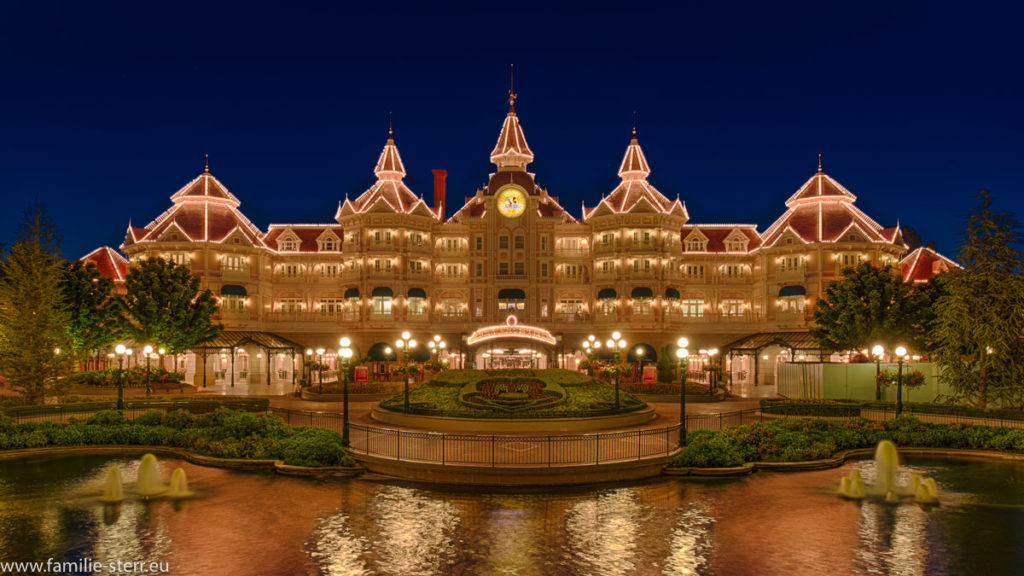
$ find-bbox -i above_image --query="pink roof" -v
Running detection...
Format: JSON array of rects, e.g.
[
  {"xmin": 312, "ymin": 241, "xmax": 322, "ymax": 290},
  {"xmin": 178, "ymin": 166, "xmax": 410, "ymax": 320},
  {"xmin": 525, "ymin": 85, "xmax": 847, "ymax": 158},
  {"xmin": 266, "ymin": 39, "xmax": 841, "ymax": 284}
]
[
  {"xmin": 761, "ymin": 170, "xmax": 892, "ymax": 247},
  {"xmin": 681, "ymin": 225, "xmax": 761, "ymax": 252},
  {"xmin": 341, "ymin": 135, "xmax": 432, "ymax": 216},
  {"xmin": 901, "ymin": 246, "xmax": 959, "ymax": 283},
  {"xmin": 583, "ymin": 135, "xmax": 685, "ymax": 219},
  {"xmin": 80, "ymin": 246, "xmax": 128, "ymax": 283},
  {"xmin": 169, "ymin": 170, "xmax": 241, "ymax": 207},
  {"xmin": 264, "ymin": 225, "xmax": 344, "ymax": 252},
  {"xmin": 490, "ymin": 107, "xmax": 534, "ymax": 169}
]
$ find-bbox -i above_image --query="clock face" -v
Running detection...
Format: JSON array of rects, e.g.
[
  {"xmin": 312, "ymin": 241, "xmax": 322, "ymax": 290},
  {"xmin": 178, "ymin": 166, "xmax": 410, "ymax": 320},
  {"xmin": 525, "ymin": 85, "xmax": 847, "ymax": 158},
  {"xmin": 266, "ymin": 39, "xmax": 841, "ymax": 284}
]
[{"xmin": 497, "ymin": 188, "xmax": 526, "ymax": 218}]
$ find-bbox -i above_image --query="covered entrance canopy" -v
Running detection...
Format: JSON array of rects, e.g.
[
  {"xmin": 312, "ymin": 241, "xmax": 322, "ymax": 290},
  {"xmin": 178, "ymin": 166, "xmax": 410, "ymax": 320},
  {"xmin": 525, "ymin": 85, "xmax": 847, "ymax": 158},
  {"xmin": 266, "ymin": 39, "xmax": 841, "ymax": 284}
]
[
  {"xmin": 191, "ymin": 331, "xmax": 304, "ymax": 388},
  {"xmin": 722, "ymin": 331, "xmax": 823, "ymax": 389},
  {"xmin": 466, "ymin": 315, "xmax": 557, "ymax": 369}
]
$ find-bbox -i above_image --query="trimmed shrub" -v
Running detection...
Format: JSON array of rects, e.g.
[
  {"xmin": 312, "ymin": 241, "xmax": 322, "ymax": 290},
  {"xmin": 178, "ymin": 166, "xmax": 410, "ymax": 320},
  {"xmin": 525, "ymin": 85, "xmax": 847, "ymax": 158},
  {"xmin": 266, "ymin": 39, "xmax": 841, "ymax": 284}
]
[
  {"xmin": 277, "ymin": 427, "xmax": 354, "ymax": 467},
  {"xmin": 85, "ymin": 410, "xmax": 125, "ymax": 426},
  {"xmin": 163, "ymin": 409, "xmax": 195, "ymax": 430},
  {"xmin": 133, "ymin": 409, "xmax": 165, "ymax": 426}
]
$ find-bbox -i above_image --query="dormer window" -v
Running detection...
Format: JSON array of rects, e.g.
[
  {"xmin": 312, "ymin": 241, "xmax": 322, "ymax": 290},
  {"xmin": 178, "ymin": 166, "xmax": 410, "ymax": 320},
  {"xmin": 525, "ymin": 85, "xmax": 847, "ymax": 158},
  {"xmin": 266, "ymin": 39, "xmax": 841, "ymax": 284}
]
[
  {"xmin": 726, "ymin": 237, "xmax": 747, "ymax": 252},
  {"xmin": 319, "ymin": 237, "xmax": 338, "ymax": 252},
  {"xmin": 686, "ymin": 237, "xmax": 706, "ymax": 252},
  {"xmin": 279, "ymin": 237, "xmax": 299, "ymax": 252}
]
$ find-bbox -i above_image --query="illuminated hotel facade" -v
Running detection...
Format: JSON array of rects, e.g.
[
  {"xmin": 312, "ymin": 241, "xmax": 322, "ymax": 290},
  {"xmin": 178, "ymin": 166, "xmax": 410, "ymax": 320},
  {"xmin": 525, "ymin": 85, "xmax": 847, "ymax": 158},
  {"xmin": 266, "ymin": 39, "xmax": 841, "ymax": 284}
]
[{"xmin": 84, "ymin": 97, "xmax": 954, "ymax": 386}]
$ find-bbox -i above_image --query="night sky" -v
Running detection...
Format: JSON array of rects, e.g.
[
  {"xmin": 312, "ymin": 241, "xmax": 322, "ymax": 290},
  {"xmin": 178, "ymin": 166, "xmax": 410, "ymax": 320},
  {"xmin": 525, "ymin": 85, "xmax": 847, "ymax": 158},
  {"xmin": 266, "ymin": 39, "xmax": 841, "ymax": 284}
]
[{"xmin": 1, "ymin": 1, "xmax": 1020, "ymax": 259}]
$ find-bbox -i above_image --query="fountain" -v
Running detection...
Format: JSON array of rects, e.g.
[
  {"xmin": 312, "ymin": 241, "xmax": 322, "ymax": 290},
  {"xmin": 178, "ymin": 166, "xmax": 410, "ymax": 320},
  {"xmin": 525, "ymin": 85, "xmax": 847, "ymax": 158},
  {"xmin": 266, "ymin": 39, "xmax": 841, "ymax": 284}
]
[
  {"xmin": 167, "ymin": 468, "xmax": 194, "ymax": 499},
  {"xmin": 99, "ymin": 465, "xmax": 124, "ymax": 503},
  {"xmin": 135, "ymin": 453, "xmax": 168, "ymax": 498},
  {"xmin": 838, "ymin": 440, "xmax": 939, "ymax": 504}
]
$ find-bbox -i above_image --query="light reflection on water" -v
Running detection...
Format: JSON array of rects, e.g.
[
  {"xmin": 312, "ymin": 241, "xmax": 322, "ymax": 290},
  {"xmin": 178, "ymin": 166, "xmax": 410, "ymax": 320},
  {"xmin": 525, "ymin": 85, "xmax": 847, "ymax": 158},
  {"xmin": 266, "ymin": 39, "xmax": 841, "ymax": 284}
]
[{"xmin": 1, "ymin": 455, "xmax": 1023, "ymax": 575}]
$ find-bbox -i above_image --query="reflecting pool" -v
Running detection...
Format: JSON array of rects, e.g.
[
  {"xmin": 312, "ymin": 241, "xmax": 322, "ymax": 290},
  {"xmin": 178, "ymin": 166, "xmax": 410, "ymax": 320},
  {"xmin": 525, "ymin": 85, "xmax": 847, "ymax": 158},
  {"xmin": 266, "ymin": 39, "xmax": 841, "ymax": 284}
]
[{"xmin": 1, "ymin": 454, "xmax": 1022, "ymax": 575}]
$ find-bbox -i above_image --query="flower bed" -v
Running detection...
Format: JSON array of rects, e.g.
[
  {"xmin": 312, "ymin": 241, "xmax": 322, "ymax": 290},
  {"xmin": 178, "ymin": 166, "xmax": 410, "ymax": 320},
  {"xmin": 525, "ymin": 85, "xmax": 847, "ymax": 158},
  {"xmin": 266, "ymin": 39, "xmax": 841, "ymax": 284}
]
[
  {"xmin": 0, "ymin": 407, "xmax": 354, "ymax": 468},
  {"xmin": 673, "ymin": 416, "xmax": 1024, "ymax": 468}
]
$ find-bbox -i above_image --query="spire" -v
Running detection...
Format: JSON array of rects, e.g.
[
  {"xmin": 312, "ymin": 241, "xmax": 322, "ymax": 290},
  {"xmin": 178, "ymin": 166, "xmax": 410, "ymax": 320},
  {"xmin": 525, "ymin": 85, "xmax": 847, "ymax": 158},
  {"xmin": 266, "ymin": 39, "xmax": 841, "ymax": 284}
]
[
  {"xmin": 817, "ymin": 153, "xmax": 822, "ymax": 173},
  {"xmin": 507, "ymin": 63, "xmax": 517, "ymax": 111},
  {"xmin": 204, "ymin": 153, "xmax": 209, "ymax": 173},
  {"xmin": 618, "ymin": 124, "xmax": 651, "ymax": 180},
  {"xmin": 374, "ymin": 121, "xmax": 406, "ymax": 181},
  {"xmin": 490, "ymin": 72, "xmax": 533, "ymax": 170}
]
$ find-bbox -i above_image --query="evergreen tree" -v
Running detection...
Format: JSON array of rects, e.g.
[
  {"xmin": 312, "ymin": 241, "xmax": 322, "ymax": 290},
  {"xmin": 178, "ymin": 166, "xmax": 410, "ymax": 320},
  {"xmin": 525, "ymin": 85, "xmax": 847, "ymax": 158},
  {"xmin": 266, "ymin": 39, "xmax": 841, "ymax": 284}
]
[
  {"xmin": 0, "ymin": 204, "xmax": 73, "ymax": 404},
  {"xmin": 657, "ymin": 344, "xmax": 675, "ymax": 383},
  {"xmin": 60, "ymin": 260, "xmax": 119, "ymax": 364},
  {"xmin": 121, "ymin": 257, "xmax": 222, "ymax": 355},
  {"xmin": 933, "ymin": 191, "xmax": 1024, "ymax": 408},
  {"xmin": 810, "ymin": 262, "xmax": 937, "ymax": 353}
]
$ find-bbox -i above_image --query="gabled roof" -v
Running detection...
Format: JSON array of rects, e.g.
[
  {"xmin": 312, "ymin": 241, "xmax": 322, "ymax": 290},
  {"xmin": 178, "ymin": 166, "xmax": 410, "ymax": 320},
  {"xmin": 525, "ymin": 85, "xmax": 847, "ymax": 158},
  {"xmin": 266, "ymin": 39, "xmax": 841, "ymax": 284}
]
[
  {"xmin": 339, "ymin": 133, "xmax": 439, "ymax": 219},
  {"xmin": 80, "ymin": 246, "xmax": 128, "ymax": 283},
  {"xmin": 490, "ymin": 105, "xmax": 534, "ymax": 170},
  {"xmin": 681, "ymin": 224, "xmax": 761, "ymax": 253},
  {"xmin": 583, "ymin": 134, "xmax": 686, "ymax": 220},
  {"xmin": 900, "ymin": 246, "xmax": 959, "ymax": 283},
  {"xmin": 264, "ymin": 225, "xmax": 345, "ymax": 253},
  {"xmin": 128, "ymin": 169, "xmax": 267, "ymax": 247},
  {"xmin": 761, "ymin": 169, "xmax": 895, "ymax": 248}
]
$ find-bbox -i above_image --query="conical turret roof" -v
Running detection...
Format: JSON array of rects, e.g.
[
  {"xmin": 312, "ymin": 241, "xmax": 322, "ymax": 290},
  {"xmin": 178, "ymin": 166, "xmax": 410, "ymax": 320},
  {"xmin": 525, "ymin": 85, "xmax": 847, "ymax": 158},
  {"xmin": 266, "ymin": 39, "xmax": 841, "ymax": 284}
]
[{"xmin": 489, "ymin": 105, "xmax": 534, "ymax": 170}]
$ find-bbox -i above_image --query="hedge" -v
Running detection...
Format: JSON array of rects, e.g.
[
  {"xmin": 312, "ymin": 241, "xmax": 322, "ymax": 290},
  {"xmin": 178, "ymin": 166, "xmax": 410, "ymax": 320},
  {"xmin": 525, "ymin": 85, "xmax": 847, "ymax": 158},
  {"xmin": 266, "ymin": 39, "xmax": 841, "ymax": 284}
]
[
  {"xmin": 673, "ymin": 416, "xmax": 1024, "ymax": 468},
  {"xmin": 761, "ymin": 399, "xmax": 1024, "ymax": 421},
  {"xmin": 0, "ymin": 407, "xmax": 355, "ymax": 468}
]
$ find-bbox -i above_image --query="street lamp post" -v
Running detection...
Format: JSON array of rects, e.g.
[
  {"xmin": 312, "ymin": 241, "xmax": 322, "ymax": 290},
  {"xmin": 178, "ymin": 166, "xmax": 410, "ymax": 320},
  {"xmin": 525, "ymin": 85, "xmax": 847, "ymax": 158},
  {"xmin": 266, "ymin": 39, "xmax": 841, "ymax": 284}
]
[
  {"xmin": 636, "ymin": 347, "xmax": 645, "ymax": 383},
  {"xmin": 895, "ymin": 346, "xmax": 908, "ymax": 417},
  {"xmin": 872, "ymin": 344, "xmax": 885, "ymax": 401},
  {"xmin": 114, "ymin": 344, "xmax": 129, "ymax": 410},
  {"xmin": 338, "ymin": 337, "xmax": 353, "ymax": 446},
  {"xmin": 676, "ymin": 337, "xmax": 689, "ymax": 446},
  {"xmin": 304, "ymin": 348, "xmax": 313, "ymax": 387},
  {"xmin": 708, "ymin": 348, "xmax": 719, "ymax": 393},
  {"xmin": 143, "ymin": 345, "xmax": 153, "ymax": 397},
  {"xmin": 607, "ymin": 331, "xmax": 626, "ymax": 410},
  {"xmin": 384, "ymin": 346, "xmax": 393, "ymax": 382},
  {"xmin": 395, "ymin": 331, "xmax": 417, "ymax": 412}
]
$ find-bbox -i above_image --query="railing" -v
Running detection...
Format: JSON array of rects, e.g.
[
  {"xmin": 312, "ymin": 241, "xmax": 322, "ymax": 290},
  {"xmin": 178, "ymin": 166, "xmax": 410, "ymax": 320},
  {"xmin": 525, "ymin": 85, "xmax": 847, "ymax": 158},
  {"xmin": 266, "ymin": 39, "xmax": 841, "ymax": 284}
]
[{"xmin": 267, "ymin": 407, "xmax": 681, "ymax": 466}]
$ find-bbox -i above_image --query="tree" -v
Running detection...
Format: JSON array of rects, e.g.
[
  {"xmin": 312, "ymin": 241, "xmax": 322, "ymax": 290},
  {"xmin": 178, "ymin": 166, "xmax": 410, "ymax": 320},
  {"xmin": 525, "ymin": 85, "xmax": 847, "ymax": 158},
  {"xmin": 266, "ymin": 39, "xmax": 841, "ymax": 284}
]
[
  {"xmin": 656, "ymin": 344, "xmax": 675, "ymax": 383},
  {"xmin": 0, "ymin": 204, "xmax": 73, "ymax": 404},
  {"xmin": 60, "ymin": 260, "xmax": 119, "ymax": 365},
  {"xmin": 810, "ymin": 262, "xmax": 938, "ymax": 354},
  {"xmin": 932, "ymin": 191, "xmax": 1024, "ymax": 409},
  {"xmin": 121, "ymin": 257, "xmax": 222, "ymax": 357}
]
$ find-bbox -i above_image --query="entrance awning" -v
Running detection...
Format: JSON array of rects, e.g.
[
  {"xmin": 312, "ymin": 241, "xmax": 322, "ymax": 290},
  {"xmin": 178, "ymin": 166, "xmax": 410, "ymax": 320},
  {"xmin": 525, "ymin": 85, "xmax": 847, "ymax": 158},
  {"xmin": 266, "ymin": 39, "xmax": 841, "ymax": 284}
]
[
  {"xmin": 597, "ymin": 288, "xmax": 617, "ymax": 300},
  {"xmin": 498, "ymin": 288, "xmax": 526, "ymax": 300},
  {"xmin": 407, "ymin": 287, "xmax": 426, "ymax": 298},
  {"xmin": 220, "ymin": 284, "xmax": 247, "ymax": 296},
  {"xmin": 344, "ymin": 287, "xmax": 360, "ymax": 299},
  {"xmin": 466, "ymin": 315, "xmax": 557, "ymax": 347},
  {"xmin": 630, "ymin": 287, "xmax": 653, "ymax": 299},
  {"xmin": 723, "ymin": 332, "xmax": 822, "ymax": 355},
  {"xmin": 665, "ymin": 287, "xmax": 680, "ymax": 299},
  {"xmin": 371, "ymin": 286, "xmax": 394, "ymax": 298},
  {"xmin": 779, "ymin": 285, "xmax": 806, "ymax": 297}
]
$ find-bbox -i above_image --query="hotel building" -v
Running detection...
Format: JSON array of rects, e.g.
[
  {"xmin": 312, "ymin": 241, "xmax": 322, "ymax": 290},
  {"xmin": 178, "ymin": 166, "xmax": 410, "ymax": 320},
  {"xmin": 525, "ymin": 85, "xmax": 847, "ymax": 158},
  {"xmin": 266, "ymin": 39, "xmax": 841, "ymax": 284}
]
[{"xmin": 83, "ymin": 97, "xmax": 954, "ymax": 388}]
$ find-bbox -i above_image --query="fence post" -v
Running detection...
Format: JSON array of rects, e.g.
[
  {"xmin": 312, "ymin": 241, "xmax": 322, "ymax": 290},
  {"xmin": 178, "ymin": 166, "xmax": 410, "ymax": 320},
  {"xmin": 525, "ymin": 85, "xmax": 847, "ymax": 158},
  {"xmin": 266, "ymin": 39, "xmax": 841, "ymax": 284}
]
[
  {"xmin": 492, "ymin": 435, "xmax": 496, "ymax": 468},
  {"xmin": 637, "ymin": 430, "xmax": 641, "ymax": 460},
  {"xmin": 548, "ymin": 435, "xmax": 552, "ymax": 468},
  {"xmin": 596, "ymin": 435, "xmax": 600, "ymax": 465},
  {"xmin": 397, "ymin": 430, "xmax": 401, "ymax": 462},
  {"xmin": 442, "ymin": 434, "xmax": 446, "ymax": 465}
]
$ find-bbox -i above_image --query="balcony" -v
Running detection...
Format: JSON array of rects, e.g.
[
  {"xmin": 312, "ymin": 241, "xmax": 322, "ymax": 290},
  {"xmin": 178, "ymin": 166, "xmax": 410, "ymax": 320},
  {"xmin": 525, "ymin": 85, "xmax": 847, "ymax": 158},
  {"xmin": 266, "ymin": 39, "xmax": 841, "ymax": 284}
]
[
  {"xmin": 439, "ymin": 311, "xmax": 468, "ymax": 321},
  {"xmin": 496, "ymin": 274, "xmax": 529, "ymax": 281},
  {"xmin": 367, "ymin": 270, "xmax": 397, "ymax": 280},
  {"xmin": 593, "ymin": 243, "xmax": 616, "ymax": 256},
  {"xmin": 556, "ymin": 248, "xmax": 589, "ymax": 258},
  {"xmin": 553, "ymin": 312, "xmax": 590, "ymax": 323},
  {"xmin": 265, "ymin": 311, "xmax": 344, "ymax": 323},
  {"xmin": 365, "ymin": 242, "xmax": 397, "ymax": 252}
]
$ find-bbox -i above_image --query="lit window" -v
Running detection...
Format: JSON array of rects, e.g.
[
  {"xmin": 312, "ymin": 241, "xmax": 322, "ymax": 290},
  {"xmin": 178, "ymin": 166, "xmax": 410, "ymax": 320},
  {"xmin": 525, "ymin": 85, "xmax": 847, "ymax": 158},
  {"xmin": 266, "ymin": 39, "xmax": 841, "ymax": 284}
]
[
  {"xmin": 686, "ymin": 237, "xmax": 706, "ymax": 252},
  {"xmin": 681, "ymin": 299, "xmax": 705, "ymax": 318}
]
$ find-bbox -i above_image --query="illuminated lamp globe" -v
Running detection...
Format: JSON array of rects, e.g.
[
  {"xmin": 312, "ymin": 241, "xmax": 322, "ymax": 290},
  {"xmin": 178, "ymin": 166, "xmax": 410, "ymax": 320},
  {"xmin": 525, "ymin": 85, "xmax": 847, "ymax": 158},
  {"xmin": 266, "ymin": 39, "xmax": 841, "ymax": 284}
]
[
  {"xmin": 895, "ymin": 346, "xmax": 908, "ymax": 358},
  {"xmin": 115, "ymin": 344, "xmax": 126, "ymax": 355},
  {"xmin": 618, "ymin": 339, "xmax": 627, "ymax": 348},
  {"xmin": 676, "ymin": 348, "xmax": 689, "ymax": 359},
  {"xmin": 340, "ymin": 337, "xmax": 351, "ymax": 347},
  {"xmin": 677, "ymin": 337, "xmax": 689, "ymax": 348},
  {"xmin": 143, "ymin": 345, "xmax": 153, "ymax": 355},
  {"xmin": 408, "ymin": 339, "xmax": 417, "ymax": 348},
  {"xmin": 612, "ymin": 331, "xmax": 622, "ymax": 340},
  {"xmin": 401, "ymin": 331, "xmax": 411, "ymax": 340},
  {"xmin": 871, "ymin": 344, "xmax": 884, "ymax": 357},
  {"xmin": 315, "ymin": 348, "xmax": 325, "ymax": 355},
  {"xmin": 606, "ymin": 339, "xmax": 614, "ymax": 348},
  {"xmin": 395, "ymin": 339, "xmax": 404, "ymax": 348}
]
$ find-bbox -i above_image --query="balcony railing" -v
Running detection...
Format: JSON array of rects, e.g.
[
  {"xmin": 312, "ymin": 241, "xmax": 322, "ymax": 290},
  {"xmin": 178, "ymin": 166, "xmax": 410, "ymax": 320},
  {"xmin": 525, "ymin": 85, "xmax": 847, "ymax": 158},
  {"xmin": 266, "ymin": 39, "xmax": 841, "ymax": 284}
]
[
  {"xmin": 556, "ymin": 248, "xmax": 589, "ymax": 258},
  {"xmin": 553, "ymin": 312, "xmax": 590, "ymax": 323}
]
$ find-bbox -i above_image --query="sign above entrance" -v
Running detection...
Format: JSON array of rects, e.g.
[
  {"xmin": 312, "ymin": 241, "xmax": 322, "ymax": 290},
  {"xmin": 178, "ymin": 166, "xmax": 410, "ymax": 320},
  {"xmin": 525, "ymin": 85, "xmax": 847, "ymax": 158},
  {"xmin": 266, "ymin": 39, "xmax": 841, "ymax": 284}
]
[{"xmin": 466, "ymin": 315, "xmax": 557, "ymax": 346}]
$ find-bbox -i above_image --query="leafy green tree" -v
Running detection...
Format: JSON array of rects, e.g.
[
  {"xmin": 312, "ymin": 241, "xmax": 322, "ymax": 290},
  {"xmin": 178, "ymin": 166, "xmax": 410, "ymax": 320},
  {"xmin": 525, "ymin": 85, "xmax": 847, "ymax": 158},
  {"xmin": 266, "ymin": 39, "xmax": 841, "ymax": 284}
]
[
  {"xmin": 121, "ymin": 257, "xmax": 222, "ymax": 357},
  {"xmin": 60, "ymin": 260, "xmax": 119, "ymax": 364},
  {"xmin": 811, "ymin": 262, "xmax": 938, "ymax": 353},
  {"xmin": 932, "ymin": 191, "xmax": 1024, "ymax": 409},
  {"xmin": 0, "ymin": 204, "xmax": 73, "ymax": 404},
  {"xmin": 657, "ymin": 344, "xmax": 676, "ymax": 383}
]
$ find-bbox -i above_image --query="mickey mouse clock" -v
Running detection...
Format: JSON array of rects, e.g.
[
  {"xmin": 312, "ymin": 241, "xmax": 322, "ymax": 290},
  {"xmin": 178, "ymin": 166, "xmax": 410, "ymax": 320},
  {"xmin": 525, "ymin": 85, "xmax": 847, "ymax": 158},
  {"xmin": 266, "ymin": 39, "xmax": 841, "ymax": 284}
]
[{"xmin": 496, "ymin": 187, "xmax": 526, "ymax": 219}]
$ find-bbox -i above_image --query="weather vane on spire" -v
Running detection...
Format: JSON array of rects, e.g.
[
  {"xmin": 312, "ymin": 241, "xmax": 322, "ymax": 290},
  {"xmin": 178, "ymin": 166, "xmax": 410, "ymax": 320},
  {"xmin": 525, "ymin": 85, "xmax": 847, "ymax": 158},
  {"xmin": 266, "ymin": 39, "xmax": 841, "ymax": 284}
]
[
  {"xmin": 817, "ymin": 153, "xmax": 822, "ymax": 173},
  {"xmin": 204, "ymin": 153, "xmax": 209, "ymax": 173},
  {"xmin": 632, "ymin": 111, "xmax": 638, "ymax": 137},
  {"xmin": 507, "ymin": 63, "xmax": 517, "ymax": 110},
  {"xmin": 388, "ymin": 111, "xmax": 393, "ymax": 138}
]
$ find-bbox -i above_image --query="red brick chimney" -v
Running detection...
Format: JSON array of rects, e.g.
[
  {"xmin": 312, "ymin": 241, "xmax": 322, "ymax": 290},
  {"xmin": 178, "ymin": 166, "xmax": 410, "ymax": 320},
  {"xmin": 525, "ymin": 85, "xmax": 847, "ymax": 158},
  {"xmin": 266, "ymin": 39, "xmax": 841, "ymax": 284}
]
[{"xmin": 432, "ymin": 169, "xmax": 447, "ymax": 219}]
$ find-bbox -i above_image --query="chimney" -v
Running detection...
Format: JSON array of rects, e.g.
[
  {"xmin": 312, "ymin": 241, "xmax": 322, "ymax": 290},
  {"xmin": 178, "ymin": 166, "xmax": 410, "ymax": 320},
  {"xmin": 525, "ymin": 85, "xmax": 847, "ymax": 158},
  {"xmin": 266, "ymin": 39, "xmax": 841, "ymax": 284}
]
[{"xmin": 432, "ymin": 169, "xmax": 447, "ymax": 218}]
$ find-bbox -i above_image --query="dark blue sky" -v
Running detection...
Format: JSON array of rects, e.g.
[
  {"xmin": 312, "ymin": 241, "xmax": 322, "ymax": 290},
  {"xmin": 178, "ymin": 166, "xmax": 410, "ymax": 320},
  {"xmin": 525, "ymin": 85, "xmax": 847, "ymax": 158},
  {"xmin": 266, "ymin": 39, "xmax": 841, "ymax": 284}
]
[{"xmin": 1, "ymin": 1, "xmax": 1020, "ymax": 258}]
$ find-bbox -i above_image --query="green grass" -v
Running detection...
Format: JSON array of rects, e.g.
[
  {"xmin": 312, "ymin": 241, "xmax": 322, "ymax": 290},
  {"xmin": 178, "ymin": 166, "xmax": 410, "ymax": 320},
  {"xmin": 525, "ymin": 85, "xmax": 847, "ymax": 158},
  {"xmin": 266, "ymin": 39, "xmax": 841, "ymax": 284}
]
[{"xmin": 380, "ymin": 369, "xmax": 646, "ymax": 418}]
